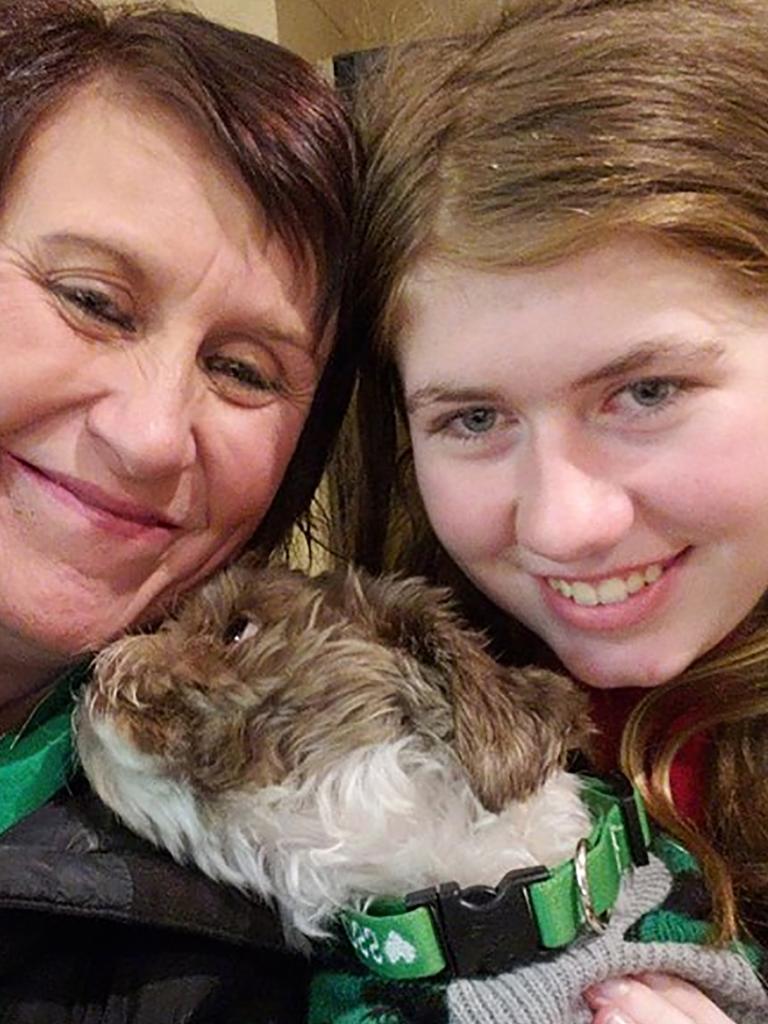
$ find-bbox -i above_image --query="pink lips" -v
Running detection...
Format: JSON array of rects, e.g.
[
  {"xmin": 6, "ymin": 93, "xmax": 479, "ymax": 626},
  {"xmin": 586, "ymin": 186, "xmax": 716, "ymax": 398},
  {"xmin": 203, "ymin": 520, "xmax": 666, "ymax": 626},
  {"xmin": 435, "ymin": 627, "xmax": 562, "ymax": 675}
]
[{"xmin": 8, "ymin": 453, "xmax": 179, "ymax": 533}]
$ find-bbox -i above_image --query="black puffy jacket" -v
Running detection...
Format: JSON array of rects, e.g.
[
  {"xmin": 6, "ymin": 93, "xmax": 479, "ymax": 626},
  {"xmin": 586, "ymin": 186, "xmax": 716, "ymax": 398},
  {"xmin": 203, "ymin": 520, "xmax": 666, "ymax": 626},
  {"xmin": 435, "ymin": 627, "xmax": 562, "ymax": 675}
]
[{"xmin": 0, "ymin": 777, "xmax": 308, "ymax": 1023}]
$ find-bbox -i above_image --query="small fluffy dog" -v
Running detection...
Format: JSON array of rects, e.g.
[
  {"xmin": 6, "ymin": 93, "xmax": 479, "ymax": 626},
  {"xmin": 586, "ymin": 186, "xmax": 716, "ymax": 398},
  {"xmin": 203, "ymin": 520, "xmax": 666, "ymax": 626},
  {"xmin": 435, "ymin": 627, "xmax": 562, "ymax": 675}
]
[{"xmin": 75, "ymin": 559, "xmax": 593, "ymax": 942}]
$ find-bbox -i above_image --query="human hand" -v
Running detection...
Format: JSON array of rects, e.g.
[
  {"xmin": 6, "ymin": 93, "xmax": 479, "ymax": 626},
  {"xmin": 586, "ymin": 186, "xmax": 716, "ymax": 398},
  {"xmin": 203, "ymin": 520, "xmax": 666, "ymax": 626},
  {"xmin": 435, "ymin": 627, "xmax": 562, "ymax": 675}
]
[{"xmin": 585, "ymin": 973, "xmax": 737, "ymax": 1023}]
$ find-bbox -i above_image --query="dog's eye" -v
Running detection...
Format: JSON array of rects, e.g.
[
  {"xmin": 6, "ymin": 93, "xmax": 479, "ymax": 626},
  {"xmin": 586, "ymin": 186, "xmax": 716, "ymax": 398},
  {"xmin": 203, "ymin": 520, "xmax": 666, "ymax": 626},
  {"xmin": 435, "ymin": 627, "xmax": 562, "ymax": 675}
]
[{"xmin": 223, "ymin": 615, "xmax": 258, "ymax": 645}]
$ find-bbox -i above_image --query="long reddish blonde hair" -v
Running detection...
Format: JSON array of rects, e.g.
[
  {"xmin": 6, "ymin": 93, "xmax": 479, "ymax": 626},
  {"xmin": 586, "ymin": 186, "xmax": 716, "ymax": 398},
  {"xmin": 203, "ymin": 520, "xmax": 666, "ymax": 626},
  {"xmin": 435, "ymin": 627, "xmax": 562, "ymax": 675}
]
[{"xmin": 330, "ymin": 0, "xmax": 768, "ymax": 940}]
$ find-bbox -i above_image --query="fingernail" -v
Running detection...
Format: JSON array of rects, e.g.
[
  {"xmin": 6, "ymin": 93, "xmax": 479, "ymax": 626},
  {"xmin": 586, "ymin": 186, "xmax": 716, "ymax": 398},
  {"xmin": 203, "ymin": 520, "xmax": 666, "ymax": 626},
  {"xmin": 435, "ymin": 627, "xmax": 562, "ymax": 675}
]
[
  {"xmin": 604, "ymin": 1013, "xmax": 634, "ymax": 1024},
  {"xmin": 585, "ymin": 978, "xmax": 631, "ymax": 1006}
]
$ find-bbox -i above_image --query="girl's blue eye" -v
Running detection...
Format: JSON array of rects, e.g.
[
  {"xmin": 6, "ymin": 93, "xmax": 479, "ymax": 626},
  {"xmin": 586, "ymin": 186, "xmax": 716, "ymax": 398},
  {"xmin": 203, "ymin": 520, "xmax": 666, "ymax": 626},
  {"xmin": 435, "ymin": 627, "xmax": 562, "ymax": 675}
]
[
  {"xmin": 626, "ymin": 378, "xmax": 678, "ymax": 407},
  {"xmin": 457, "ymin": 407, "xmax": 498, "ymax": 433}
]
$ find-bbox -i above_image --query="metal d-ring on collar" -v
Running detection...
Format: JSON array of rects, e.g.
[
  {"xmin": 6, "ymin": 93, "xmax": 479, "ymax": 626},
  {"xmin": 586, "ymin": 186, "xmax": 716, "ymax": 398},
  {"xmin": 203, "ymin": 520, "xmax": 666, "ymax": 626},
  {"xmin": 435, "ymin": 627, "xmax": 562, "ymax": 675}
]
[{"xmin": 574, "ymin": 836, "xmax": 608, "ymax": 934}]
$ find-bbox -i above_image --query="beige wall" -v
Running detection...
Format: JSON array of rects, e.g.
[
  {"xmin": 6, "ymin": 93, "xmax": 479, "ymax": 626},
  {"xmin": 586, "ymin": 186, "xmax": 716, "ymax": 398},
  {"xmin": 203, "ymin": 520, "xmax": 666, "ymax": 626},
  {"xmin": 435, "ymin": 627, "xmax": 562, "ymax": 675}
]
[
  {"xmin": 99, "ymin": 0, "xmax": 279, "ymax": 39},
  {"xmin": 100, "ymin": 1, "xmax": 501, "ymax": 61},
  {"xmin": 200, "ymin": 0, "xmax": 278, "ymax": 37},
  {"xmin": 275, "ymin": 0, "xmax": 347, "ymax": 63},
  {"xmin": 277, "ymin": 0, "xmax": 501, "ymax": 62}
]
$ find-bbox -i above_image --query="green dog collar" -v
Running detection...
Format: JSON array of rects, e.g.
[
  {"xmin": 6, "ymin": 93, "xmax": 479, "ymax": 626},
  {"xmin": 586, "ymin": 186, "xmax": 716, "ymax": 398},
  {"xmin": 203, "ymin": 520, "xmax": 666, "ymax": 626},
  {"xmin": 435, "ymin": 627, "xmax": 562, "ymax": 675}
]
[{"xmin": 339, "ymin": 773, "xmax": 651, "ymax": 980}]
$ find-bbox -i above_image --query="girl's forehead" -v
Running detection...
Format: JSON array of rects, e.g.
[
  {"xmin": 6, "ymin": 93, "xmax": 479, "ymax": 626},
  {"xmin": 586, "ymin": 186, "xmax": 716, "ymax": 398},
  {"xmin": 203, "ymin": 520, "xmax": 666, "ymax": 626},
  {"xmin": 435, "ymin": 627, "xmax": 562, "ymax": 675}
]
[
  {"xmin": 409, "ymin": 234, "xmax": 726, "ymax": 300},
  {"xmin": 397, "ymin": 237, "xmax": 765, "ymax": 396},
  {"xmin": 404, "ymin": 239, "xmax": 756, "ymax": 340}
]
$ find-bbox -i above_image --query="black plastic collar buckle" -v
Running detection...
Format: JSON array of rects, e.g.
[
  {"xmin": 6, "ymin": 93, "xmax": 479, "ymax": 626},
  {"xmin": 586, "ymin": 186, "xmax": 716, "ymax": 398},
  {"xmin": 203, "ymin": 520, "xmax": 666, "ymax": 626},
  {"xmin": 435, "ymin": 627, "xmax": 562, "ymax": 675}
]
[
  {"xmin": 404, "ymin": 864, "xmax": 551, "ymax": 977},
  {"xmin": 606, "ymin": 772, "xmax": 650, "ymax": 867}
]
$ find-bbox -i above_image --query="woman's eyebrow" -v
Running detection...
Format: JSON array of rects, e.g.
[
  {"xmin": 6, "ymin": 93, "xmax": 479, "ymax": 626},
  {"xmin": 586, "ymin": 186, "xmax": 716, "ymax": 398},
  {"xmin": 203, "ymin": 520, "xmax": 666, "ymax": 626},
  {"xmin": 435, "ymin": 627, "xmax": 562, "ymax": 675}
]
[
  {"xmin": 574, "ymin": 338, "xmax": 726, "ymax": 388},
  {"xmin": 39, "ymin": 230, "xmax": 313, "ymax": 351},
  {"xmin": 39, "ymin": 230, "xmax": 144, "ymax": 271}
]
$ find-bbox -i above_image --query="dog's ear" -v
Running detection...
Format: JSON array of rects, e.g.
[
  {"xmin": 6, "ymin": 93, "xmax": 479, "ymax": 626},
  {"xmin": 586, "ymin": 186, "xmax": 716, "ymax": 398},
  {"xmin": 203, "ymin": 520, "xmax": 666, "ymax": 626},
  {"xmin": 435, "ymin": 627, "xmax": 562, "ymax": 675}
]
[
  {"xmin": 334, "ymin": 569, "xmax": 593, "ymax": 814},
  {"xmin": 448, "ymin": 646, "xmax": 593, "ymax": 812}
]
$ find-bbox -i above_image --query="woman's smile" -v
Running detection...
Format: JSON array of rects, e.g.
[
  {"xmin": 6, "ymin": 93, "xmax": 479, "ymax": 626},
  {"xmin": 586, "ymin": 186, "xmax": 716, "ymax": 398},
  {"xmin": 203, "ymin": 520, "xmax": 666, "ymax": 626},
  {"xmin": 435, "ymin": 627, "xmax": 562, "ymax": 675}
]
[{"xmin": 3, "ymin": 450, "xmax": 184, "ymax": 538}]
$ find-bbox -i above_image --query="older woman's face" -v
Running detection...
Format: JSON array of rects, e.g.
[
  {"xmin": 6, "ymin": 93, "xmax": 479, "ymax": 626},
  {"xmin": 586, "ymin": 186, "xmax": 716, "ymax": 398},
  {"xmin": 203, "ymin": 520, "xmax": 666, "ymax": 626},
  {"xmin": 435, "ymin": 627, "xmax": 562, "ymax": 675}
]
[{"xmin": 0, "ymin": 85, "xmax": 323, "ymax": 661}]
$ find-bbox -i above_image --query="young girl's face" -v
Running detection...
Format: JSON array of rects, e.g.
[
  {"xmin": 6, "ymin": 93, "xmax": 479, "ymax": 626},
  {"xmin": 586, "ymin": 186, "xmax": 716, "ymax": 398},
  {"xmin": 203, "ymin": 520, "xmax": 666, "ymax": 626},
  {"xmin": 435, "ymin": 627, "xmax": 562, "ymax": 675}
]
[{"xmin": 399, "ymin": 236, "xmax": 768, "ymax": 688}]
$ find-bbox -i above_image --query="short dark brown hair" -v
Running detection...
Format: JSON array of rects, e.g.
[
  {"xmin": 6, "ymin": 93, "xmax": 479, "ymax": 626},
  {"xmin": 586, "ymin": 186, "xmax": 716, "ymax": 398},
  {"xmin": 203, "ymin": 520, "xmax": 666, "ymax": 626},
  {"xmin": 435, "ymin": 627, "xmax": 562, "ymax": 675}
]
[{"xmin": 0, "ymin": 0, "xmax": 360, "ymax": 553}]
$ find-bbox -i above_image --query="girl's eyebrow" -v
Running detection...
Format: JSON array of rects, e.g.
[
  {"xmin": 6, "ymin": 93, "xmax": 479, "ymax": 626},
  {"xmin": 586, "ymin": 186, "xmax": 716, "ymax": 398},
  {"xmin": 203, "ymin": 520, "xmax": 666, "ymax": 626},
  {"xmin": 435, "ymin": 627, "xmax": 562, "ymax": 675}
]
[
  {"xmin": 405, "ymin": 385, "xmax": 504, "ymax": 414},
  {"xmin": 574, "ymin": 338, "xmax": 726, "ymax": 388},
  {"xmin": 405, "ymin": 339, "xmax": 727, "ymax": 414}
]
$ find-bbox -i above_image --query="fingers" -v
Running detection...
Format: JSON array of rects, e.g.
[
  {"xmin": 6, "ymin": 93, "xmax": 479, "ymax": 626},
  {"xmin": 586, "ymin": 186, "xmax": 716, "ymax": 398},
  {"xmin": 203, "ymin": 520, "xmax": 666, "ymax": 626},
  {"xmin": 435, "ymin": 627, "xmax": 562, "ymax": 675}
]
[{"xmin": 585, "ymin": 974, "xmax": 737, "ymax": 1024}]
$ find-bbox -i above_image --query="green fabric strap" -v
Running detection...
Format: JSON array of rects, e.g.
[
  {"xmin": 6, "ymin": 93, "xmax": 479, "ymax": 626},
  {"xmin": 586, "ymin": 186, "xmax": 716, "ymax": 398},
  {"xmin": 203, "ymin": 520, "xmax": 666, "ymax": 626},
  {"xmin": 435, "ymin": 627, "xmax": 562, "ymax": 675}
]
[
  {"xmin": 341, "ymin": 899, "xmax": 447, "ymax": 980},
  {"xmin": 530, "ymin": 776, "xmax": 651, "ymax": 948},
  {"xmin": 0, "ymin": 661, "xmax": 89, "ymax": 837},
  {"xmin": 339, "ymin": 775, "xmax": 652, "ymax": 980}
]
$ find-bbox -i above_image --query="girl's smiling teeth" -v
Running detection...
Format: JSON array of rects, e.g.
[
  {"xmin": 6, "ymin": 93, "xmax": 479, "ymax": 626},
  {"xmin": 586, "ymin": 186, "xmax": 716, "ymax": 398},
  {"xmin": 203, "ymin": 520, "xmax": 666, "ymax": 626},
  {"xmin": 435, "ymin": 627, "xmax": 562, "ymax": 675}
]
[{"xmin": 546, "ymin": 562, "xmax": 665, "ymax": 606}]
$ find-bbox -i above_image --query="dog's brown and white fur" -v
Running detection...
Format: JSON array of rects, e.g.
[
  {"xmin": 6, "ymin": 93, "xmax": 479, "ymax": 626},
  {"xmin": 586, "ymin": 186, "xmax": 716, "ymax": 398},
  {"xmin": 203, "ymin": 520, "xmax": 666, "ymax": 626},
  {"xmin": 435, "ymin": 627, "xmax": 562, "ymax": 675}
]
[{"xmin": 75, "ymin": 560, "xmax": 593, "ymax": 944}]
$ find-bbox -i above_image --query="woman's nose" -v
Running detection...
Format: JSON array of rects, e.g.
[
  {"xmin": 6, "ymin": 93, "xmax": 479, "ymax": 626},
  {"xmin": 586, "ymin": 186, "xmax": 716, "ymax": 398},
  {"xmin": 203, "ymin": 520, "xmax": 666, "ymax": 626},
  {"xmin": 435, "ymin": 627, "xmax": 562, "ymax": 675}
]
[
  {"xmin": 514, "ymin": 442, "xmax": 634, "ymax": 565},
  {"xmin": 86, "ymin": 357, "xmax": 198, "ymax": 481}
]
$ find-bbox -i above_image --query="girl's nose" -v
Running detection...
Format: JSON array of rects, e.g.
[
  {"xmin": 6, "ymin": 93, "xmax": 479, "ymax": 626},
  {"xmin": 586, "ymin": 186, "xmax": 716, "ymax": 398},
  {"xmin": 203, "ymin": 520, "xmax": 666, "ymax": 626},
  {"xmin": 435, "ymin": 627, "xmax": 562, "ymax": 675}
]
[
  {"xmin": 86, "ymin": 357, "xmax": 198, "ymax": 481},
  {"xmin": 513, "ymin": 439, "xmax": 634, "ymax": 566}
]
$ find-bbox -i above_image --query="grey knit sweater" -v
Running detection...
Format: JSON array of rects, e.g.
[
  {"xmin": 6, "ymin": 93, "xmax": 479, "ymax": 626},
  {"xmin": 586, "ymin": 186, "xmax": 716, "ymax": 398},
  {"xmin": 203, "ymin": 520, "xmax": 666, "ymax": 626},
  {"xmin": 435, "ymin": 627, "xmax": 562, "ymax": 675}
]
[{"xmin": 447, "ymin": 855, "xmax": 768, "ymax": 1024}]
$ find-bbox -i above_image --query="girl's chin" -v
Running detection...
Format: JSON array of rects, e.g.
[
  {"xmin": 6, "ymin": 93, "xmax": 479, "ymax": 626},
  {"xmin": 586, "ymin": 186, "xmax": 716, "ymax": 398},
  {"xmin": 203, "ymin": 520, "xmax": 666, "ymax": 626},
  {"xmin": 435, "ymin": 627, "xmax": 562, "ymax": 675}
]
[{"xmin": 554, "ymin": 647, "xmax": 683, "ymax": 690}]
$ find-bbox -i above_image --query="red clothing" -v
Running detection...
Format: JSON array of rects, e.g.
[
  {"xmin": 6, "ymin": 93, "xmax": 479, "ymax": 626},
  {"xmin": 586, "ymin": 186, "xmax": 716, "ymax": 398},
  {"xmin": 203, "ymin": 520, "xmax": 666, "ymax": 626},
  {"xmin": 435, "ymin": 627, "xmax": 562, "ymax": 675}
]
[{"xmin": 588, "ymin": 687, "xmax": 709, "ymax": 826}]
